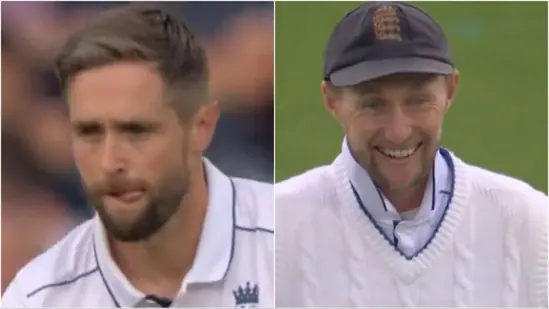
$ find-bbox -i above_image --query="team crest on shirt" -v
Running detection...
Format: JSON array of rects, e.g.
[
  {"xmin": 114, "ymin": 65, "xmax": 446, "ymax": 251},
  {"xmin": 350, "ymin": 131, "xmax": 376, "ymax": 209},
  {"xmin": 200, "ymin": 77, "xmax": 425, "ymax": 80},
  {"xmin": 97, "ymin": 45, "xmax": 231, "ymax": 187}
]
[{"xmin": 233, "ymin": 281, "xmax": 259, "ymax": 308}]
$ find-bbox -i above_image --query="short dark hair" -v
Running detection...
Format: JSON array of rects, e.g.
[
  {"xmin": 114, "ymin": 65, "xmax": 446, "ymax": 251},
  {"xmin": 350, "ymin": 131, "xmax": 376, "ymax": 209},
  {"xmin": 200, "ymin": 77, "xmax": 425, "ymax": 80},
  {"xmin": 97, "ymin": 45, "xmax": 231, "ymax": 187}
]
[{"xmin": 55, "ymin": 4, "xmax": 209, "ymax": 118}]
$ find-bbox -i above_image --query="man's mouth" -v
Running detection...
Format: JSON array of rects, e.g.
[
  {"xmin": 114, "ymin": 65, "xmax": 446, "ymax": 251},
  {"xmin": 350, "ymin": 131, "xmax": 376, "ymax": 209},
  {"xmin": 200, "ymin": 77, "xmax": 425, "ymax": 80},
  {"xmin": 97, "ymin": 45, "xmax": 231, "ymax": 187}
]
[
  {"xmin": 107, "ymin": 189, "xmax": 145, "ymax": 203},
  {"xmin": 374, "ymin": 142, "xmax": 423, "ymax": 160}
]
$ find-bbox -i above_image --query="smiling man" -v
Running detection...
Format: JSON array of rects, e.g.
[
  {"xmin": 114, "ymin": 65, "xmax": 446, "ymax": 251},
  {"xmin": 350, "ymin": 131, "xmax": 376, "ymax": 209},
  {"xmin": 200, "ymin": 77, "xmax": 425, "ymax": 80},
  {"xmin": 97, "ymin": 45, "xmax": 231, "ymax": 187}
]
[
  {"xmin": 275, "ymin": 2, "xmax": 547, "ymax": 307},
  {"xmin": 2, "ymin": 5, "xmax": 273, "ymax": 308}
]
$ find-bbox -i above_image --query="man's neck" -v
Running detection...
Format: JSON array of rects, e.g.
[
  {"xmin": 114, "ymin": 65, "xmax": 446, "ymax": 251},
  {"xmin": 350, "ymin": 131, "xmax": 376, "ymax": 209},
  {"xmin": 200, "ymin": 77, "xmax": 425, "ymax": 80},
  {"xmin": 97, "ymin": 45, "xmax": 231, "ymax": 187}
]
[
  {"xmin": 384, "ymin": 186, "xmax": 424, "ymax": 214},
  {"xmin": 108, "ymin": 162, "xmax": 208, "ymax": 298},
  {"xmin": 382, "ymin": 176, "xmax": 429, "ymax": 214}
]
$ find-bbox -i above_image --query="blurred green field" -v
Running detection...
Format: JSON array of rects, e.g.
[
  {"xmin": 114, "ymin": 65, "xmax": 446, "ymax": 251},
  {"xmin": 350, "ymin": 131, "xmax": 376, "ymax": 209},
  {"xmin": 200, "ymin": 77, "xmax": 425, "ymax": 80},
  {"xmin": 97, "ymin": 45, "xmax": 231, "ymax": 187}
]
[{"xmin": 275, "ymin": 1, "xmax": 548, "ymax": 193}]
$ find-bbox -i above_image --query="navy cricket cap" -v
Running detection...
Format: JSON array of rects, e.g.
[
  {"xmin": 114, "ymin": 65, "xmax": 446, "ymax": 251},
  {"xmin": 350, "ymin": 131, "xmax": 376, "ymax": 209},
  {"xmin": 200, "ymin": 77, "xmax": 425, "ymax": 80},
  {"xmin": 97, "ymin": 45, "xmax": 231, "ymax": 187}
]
[{"xmin": 324, "ymin": 2, "xmax": 454, "ymax": 87}]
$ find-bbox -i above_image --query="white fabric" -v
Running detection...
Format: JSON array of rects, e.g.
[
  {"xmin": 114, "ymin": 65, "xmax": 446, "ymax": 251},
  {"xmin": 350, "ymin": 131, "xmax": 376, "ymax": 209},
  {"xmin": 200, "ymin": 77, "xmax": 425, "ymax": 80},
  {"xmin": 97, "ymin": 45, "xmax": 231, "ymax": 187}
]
[
  {"xmin": 341, "ymin": 138, "xmax": 452, "ymax": 257},
  {"xmin": 2, "ymin": 159, "xmax": 274, "ymax": 308},
  {"xmin": 275, "ymin": 149, "xmax": 548, "ymax": 307}
]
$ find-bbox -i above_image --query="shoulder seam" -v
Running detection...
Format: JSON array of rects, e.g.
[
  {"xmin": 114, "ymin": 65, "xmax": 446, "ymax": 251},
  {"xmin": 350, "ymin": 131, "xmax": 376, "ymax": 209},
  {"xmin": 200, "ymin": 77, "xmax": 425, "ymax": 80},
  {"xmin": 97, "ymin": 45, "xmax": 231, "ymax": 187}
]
[{"xmin": 26, "ymin": 267, "xmax": 99, "ymax": 299}]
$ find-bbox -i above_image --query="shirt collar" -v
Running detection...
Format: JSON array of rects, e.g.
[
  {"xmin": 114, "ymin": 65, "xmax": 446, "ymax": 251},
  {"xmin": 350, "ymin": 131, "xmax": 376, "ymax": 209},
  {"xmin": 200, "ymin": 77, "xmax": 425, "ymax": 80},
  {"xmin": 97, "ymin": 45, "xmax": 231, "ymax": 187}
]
[
  {"xmin": 93, "ymin": 158, "xmax": 235, "ymax": 307},
  {"xmin": 341, "ymin": 137, "xmax": 451, "ymax": 223}
]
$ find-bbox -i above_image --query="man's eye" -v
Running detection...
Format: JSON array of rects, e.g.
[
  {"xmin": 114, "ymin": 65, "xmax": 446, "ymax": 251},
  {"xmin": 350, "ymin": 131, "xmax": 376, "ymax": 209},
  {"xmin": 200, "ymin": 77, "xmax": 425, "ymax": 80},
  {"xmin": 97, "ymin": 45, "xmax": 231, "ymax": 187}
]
[
  {"xmin": 409, "ymin": 95, "xmax": 429, "ymax": 106},
  {"xmin": 360, "ymin": 100, "xmax": 381, "ymax": 109},
  {"xmin": 120, "ymin": 123, "xmax": 156, "ymax": 138},
  {"xmin": 126, "ymin": 124, "xmax": 150, "ymax": 134},
  {"xmin": 75, "ymin": 125, "xmax": 102, "ymax": 137}
]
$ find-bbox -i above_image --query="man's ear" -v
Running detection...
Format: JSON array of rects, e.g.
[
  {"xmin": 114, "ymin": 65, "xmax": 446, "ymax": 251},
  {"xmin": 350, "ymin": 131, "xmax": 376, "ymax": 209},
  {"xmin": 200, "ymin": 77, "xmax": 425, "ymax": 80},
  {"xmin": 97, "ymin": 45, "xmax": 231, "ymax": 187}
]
[
  {"xmin": 321, "ymin": 80, "xmax": 340, "ymax": 121},
  {"xmin": 190, "ymin": 100, "xmax": 220, "ymax": 153},
  {"xmin": 445, "ymin": 69, "xmax": 460, "ymax": 111}
]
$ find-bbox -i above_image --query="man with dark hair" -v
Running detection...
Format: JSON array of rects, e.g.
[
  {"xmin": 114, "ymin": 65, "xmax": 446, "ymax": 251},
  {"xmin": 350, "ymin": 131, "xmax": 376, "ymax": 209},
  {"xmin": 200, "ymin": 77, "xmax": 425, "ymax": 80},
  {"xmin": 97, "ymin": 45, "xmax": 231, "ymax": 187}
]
[{"xmin": 2, "ymin": 5, "xmax": 273, "ymax": 308}]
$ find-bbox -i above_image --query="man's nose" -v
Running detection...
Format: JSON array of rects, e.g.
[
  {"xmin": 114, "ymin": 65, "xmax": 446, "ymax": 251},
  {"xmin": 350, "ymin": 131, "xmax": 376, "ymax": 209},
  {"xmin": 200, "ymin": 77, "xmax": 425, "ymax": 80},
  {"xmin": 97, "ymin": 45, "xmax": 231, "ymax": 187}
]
[
  {"xmin": 383, "ymin": 108, "xmax": 413, "ymax": 144},
  {"xmin": 100, "ymin": 135, "xmax": 126, "ymax": 175}
]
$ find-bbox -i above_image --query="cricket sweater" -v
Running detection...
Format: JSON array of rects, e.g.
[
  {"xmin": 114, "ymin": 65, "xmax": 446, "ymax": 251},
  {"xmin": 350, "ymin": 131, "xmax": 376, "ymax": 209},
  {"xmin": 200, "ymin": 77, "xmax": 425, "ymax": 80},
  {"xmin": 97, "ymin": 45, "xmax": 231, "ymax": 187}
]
[{"xmin": 275, "ymin": 149, "xmax": 548, "ymax": 307}]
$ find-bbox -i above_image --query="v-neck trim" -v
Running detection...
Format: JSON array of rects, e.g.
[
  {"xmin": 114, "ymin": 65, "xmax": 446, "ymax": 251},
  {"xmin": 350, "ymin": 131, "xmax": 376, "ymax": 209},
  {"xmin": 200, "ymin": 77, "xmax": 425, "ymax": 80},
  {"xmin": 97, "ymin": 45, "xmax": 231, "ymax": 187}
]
[{"xmin": 332, "ymin": 148, "xmax": 472, "ymax": 282}]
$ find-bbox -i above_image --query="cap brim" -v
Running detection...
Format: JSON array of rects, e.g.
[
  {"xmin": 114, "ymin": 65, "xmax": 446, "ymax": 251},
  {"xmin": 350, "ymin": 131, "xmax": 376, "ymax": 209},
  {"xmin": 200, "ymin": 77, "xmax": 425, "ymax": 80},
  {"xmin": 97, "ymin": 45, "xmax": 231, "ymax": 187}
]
[{"xmin": 329, "ymin": 57, "xmax": 454, "ymax": 87}]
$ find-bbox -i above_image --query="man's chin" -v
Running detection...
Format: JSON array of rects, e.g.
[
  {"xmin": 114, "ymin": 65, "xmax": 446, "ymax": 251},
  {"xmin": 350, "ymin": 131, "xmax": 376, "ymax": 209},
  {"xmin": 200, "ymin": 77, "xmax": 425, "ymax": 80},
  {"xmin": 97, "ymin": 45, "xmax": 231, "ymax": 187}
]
[
  {"xmin": 97, "ymin": 210, "xmax": 150, "ymax": 242},
  {"xmin": 104, "ymin": 223, "xmax": 154, "ymax": 242},
  {"xmin": 373, "ymin": 170, "xmax": 422, "ymax": 192}
]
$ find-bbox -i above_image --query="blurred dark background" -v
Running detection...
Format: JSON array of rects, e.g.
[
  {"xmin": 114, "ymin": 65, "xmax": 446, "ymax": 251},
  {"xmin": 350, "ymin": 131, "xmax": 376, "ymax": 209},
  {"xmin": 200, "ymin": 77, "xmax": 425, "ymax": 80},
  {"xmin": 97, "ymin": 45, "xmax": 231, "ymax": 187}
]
[{"xmin": 1, "ymin": 1, "xmax": 273, "ymax": 291}]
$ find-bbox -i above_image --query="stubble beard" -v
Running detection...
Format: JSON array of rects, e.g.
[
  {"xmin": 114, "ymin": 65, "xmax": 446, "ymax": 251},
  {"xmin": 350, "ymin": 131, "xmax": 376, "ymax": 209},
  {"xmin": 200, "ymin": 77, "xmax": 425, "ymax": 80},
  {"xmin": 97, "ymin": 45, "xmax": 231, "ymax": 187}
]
[{"xmin": 89, "ymin": 165, "xmax": 191, "ymax": 243}]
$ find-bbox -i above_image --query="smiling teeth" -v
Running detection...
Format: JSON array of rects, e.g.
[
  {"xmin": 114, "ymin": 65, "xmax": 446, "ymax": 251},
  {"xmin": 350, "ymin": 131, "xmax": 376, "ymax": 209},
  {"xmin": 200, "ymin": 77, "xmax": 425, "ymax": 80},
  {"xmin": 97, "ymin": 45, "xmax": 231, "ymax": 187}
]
[{"xmin": 378, "ymin": 146, "xmax": 418, "ymax": 159}]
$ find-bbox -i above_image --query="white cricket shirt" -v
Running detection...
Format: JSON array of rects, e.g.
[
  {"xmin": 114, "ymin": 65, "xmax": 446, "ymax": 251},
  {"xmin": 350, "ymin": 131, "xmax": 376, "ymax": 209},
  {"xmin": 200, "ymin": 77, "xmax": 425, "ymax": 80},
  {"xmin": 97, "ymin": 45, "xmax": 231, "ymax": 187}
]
[{"xmin": 2, "ymin": 159, "xmax": 274, "ymax": 308}]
